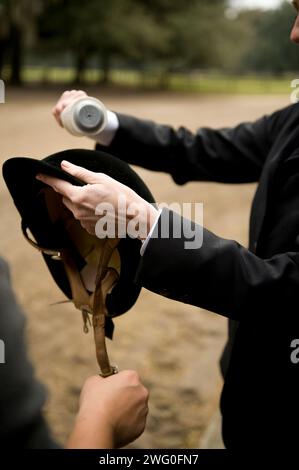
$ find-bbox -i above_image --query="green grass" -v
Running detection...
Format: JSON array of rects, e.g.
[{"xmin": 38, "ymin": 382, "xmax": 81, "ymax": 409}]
[
  {"xmin": 4, "ymin": 66, "xmax": 295, "ymax": 95},
  {"xmin": 169, "ymin": 74, "xmax": 293, "ymax": 94}
]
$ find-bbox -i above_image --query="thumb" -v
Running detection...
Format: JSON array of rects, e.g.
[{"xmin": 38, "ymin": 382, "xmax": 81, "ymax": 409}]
[{"xmin": 61, "ymin": 160, "xmax": 102, "ymax": 184}]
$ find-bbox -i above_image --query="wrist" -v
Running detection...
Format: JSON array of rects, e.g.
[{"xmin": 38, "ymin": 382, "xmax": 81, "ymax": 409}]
[
  {"xmin": 67, "ymin": 411, "xmax": 115, "ymax": 449},
  {"xmin": 126, "ymin": 198, "xmax": 158, "ymax": 241}
]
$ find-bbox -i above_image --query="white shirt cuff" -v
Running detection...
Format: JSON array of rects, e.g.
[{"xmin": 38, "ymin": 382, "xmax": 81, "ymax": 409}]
[
  {"xmin": 140, "ymin": 209, "xmax": 162, "ymax": 256},
  {"xmin": 90, "ymin": 110, "xmax": 119, "ymax": 146}
]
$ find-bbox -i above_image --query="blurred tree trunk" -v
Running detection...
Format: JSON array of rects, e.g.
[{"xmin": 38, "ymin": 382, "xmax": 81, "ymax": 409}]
[
  {"xmin": 10, "ymin": 24, "xmax": 22, "ymax": 85},
  {"xmin": 4, "ymin": 0, "xmax": 43, "ymax": 86},
  {"xmin": 0, "ymin": 39, "xmax": 8, "ymax": 77},
  {"xmin": 74, "ymin": 51, "xmax": 87, "ymax": 84},
  {"xmin": 99, "ymin": 53, "xmax": 111, "ymax": 85}
]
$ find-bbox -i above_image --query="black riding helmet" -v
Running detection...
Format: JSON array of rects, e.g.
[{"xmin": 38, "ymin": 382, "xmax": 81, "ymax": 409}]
[{"xmin": 3, "ymin": 149, "xmax": 155, "ymax": 376}]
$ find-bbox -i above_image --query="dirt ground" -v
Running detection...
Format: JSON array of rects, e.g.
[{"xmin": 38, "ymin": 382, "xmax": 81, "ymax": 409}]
[{"xmin": 0, "ymin": 87, "xmax": 289, "ymax": 448}]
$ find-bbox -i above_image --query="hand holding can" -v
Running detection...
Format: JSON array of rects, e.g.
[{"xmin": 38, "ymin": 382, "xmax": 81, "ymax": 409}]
[{"xmin": 60, "ymin": 96, "xmax": 108, "ymax": 137}]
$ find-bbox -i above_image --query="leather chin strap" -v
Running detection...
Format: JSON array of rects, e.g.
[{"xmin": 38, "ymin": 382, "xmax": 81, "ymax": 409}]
[
  {"xmin": 91, "ymin": 238, "xmax": 119, "ymax": 377},
  {"xmin": 22, "ymin": 221, "xmax": 119, "ymax": 377}
]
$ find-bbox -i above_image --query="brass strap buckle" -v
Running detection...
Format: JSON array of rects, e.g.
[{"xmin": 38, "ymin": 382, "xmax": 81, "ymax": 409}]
[
  {"xmin": 99, "ymin": 365, "xmax": 119, "ymax": 378},
  {"xmin": 21, "ymin": 220, "xmax": 62, "ymax": 259}
]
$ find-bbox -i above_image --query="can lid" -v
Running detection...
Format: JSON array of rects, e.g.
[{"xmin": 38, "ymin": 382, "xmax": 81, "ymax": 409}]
[{"xmin": 74, "ymin": 103, "xmax": 105, "ymax": 133}]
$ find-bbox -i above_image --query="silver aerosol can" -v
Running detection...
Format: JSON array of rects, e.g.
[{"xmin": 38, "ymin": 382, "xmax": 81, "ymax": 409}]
[{"xmin": 60, "ymin": 96, "xmax": 108, "ymax": 137}]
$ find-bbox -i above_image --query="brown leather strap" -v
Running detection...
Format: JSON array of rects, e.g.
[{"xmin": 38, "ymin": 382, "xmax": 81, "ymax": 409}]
[
  {"xmin": 92, "ymin": 238, "xmax": 119, "ymax": 377},
  {"xmin": 61, "ymin": 245, "xmax": 118, "ymax": 377},
  {"xmin": 61, "ymin": 247, "xmax": 92, "ymax": 312},
  {"xmin": 22, "ymin": 219, "xmax": 119, "ymax": 378}
]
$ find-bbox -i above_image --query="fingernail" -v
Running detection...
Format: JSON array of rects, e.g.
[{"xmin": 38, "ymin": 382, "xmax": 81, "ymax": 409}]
[
  {"xmin": 61, "ymin": 160, "xmax": 71, "ymax": 167},
  {"xmin": 36, "ymin": 174, "xmax": 43, "ymax": 180}
]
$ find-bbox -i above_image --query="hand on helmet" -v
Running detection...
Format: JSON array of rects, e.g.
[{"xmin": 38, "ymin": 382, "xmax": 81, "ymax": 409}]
[{"xmin": 36, "ymin": 161, "xmax": 158, "ymax": 240}]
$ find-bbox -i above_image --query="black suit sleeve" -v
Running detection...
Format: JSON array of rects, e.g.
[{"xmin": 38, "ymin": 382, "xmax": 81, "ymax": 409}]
[
  {"xmin": 135, "ymin": 209, "xmax": 299, "ymax": 323},
  {"xmin": 0, "ymin": 258, "xmax": 59, "ymax": 448},
  {"xmin": 96, "ymin": 106, "xmax": 285, "ymax": 185}
]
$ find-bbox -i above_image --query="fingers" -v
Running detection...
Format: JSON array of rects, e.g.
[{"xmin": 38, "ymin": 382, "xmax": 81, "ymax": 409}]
[
  {"xmin": 52, "ymin": 104, "xmax": 64, "ymax": 127},
  {"xmin": 52, "ymin": 90, "xmax": 87, "ymax": 127},
  {"xmin": 119, "ymin": 370, "xmax": 141, "ymax": 386},
  {"xmin": 61, "ymin": 196, "xmax": 73, "ymax": 213},
  {"xmin": 61, "ymin": 160, "xmax": 105, "ymax": 184},
  {"xmin": 79, "ymin": 218, "xmax": 97, "ymax": 235},
  {"xmin": 36, "ymin": 173, "xmax": 78, "ymax": 199},
  {"xmin": 61, "ymin": 197, "xmax": 97, "ymax": 234}
]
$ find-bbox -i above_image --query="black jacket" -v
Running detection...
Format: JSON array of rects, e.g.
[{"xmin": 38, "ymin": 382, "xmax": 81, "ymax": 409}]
[{"xmin": 96, "ymin": 103, "xmax": 299, "ymax": 449}]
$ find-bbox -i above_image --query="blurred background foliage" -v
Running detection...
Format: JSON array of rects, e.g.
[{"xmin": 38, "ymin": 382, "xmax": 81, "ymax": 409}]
[{"xmin": 0, "ymin": 0, "xmax": 298, "ymax": 90}]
